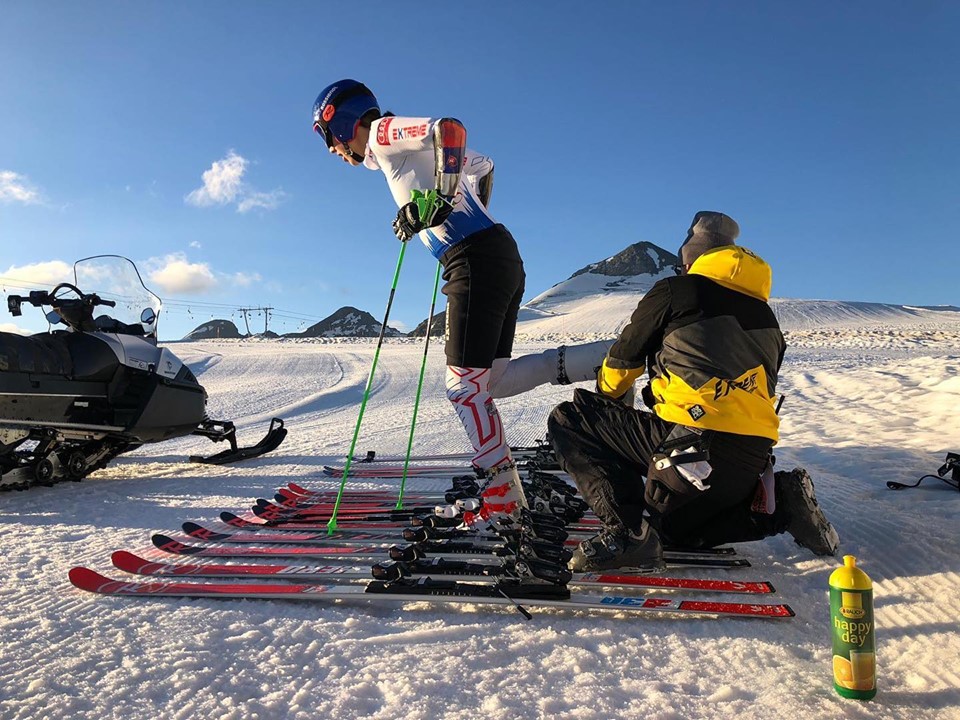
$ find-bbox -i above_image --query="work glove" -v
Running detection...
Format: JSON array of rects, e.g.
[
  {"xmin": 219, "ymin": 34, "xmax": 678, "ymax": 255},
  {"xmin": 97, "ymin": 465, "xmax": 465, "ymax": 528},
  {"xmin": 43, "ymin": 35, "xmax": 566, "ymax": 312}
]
[{"xmin": 392, "ymin": 189, "xmax": 454, "ymax": 242}]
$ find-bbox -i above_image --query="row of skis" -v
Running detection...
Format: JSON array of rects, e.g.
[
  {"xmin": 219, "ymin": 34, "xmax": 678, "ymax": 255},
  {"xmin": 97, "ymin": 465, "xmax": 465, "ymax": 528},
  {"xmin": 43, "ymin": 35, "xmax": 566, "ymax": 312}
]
[{"xmin": 70, "ymin": 443, "xmax": 796, "ymax": 620}]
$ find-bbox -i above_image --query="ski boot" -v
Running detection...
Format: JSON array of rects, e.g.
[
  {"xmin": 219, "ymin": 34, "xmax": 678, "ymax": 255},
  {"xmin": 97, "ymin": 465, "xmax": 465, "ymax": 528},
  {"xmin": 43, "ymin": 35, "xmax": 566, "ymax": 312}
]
[
  {"xmin": 568, "ymin": 522, "xmax": 666, "ymax": 573},
  {"xmin": 430, "ymin": 460, "xmax": 527, "ymax": 527},
  {"xmin": 478, "ymin": 459, "xmax": 528, "ymax": 516},
  {"xmin": 776, "ymin": 468, "xmax": 840, "ymax": 556}
]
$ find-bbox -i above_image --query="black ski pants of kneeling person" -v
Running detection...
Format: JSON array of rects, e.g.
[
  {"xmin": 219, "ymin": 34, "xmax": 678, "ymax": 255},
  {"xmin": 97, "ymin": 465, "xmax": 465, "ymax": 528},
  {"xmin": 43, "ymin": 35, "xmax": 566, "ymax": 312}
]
[{"xmin": 548, "ymin": 388, "xmax": 780, "ymax": 549}]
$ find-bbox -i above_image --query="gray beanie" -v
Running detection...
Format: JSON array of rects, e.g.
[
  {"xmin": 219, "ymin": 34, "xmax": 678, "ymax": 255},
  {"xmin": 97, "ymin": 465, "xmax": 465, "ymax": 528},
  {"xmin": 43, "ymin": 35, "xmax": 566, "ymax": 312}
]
[{"xmin": 678, "ymin": 211, "xmax": 740, "ymax": 267}]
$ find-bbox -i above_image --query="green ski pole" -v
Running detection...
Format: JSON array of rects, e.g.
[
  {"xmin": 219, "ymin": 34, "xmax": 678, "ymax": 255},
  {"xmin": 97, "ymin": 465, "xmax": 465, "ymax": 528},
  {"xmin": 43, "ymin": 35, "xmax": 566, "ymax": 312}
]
[
  {"xmin": 328, "ymin": 241, "xmax": 408, "ymax": 534},
  {"xmin": 397, "ymin": 261, "xmax": 442, "ymax": 509}
]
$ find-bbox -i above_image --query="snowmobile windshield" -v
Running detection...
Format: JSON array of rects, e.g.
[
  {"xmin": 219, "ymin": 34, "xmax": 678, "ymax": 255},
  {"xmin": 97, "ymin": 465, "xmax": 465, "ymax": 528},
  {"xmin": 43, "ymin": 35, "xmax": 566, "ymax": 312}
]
[{"xmin": 73, "ymin": 255, "xmax": 163, "ymax": 337}]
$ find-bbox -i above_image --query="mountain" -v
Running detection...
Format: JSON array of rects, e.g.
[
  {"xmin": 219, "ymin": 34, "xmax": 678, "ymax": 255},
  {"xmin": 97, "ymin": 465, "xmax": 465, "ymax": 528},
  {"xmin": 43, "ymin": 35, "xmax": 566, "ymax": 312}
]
[
  {"xmin": 183, "ymin": 319, "xmax": 243, "ymax": 340},
  {"xmin": 570, "ymin": 241, "xmax": 677, "ymax": 279},
  {"xmin": 515, "ymin": 241, "xmax": 677, "ymax": 337},
  {"xmin": 408, "ymin": 311, "xmax": 445, "ymax": 337},
  {"xmin": 284, "ymin": 306, "xmax": 403, "ymax": 338}
]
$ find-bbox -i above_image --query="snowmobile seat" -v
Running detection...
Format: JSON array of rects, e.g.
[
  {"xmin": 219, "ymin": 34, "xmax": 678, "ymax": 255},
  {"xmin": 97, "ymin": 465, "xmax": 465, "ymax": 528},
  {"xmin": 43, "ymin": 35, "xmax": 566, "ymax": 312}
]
[{"xmin": 0, "ymin": 332, "xmax": 73, "ymax": 375}]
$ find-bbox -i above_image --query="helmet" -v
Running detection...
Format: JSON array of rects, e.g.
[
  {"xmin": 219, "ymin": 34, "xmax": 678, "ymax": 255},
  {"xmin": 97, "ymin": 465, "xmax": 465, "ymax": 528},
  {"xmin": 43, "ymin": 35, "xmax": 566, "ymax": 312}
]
[{"xmin": 312, "ymin": 80, "xmax": 379, "ymax": 148}]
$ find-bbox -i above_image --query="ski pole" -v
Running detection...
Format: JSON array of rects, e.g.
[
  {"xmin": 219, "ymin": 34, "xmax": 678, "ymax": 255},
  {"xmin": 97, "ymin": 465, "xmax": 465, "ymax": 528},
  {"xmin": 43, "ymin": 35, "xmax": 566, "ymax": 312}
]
[
  {"xmin": 397, "ymin": 261, "xmax": 442, "ymax": 509},
  {"xmin": 328, "ymin": 242, "xmax": 408, "ymax": 534}
]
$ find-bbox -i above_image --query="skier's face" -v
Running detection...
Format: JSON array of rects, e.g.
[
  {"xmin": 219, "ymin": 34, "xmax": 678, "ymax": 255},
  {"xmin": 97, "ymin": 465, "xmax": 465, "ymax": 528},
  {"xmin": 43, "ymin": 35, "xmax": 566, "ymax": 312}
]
[{"xmin": 329, "ymin": 125, "xmax": 369, "ymax": 166}]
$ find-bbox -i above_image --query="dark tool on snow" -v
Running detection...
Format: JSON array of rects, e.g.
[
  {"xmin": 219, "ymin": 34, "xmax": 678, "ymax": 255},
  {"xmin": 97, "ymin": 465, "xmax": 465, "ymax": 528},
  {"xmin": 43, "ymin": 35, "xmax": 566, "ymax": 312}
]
[{"xmin": 886, "ymin": 452, "xmax": 960, "ymax": 491}]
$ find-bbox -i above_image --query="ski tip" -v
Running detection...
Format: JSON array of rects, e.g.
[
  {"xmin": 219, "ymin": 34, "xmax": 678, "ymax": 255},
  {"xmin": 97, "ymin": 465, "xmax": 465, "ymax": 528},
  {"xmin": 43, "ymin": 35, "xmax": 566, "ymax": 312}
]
[
  {"xmin": 783, "ymin": 604, "xmax": 796, "ymax": 617},
  {"xmin": 152, "ymin": 534, "xmax": 197, "ymax": 554},
  {"xmin": 220, "ymin": 511, "xmax": 253, "ymax": 528},
  {"xmin": 763, "ymin": 582, "xmax": 776, "ymax": 593},
  {"xmin": 287, "ymin": 482, "xmax": 310, "ymax": 495},
  {"xmin": 69, "ymin": 566, "xmax": 112, "ymax": 593},
  {"xmin": 182, "ymin": 521, "xmax": 229, "ymax": 541},
  {"xmin": 111, "ymin": 550, "xmax": 151, "ymax": 574}
]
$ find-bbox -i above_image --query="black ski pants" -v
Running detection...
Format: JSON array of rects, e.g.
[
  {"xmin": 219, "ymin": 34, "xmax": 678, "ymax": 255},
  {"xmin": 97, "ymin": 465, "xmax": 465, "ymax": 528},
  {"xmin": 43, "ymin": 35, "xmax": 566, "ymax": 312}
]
[
  {"xmin": 439, "ymin": 224, "xmax": 525, "ymax": 368},
  {"xmin": 548, "ymin": 388, "xmax": 780, "ymax": 548}
]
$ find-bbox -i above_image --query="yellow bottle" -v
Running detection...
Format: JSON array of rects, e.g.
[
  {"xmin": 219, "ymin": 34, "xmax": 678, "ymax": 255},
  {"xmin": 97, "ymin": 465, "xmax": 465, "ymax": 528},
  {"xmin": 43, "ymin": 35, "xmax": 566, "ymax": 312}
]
[{"xmin": 829, "ymin": 555, "xmax": 876, "ymax": 699}]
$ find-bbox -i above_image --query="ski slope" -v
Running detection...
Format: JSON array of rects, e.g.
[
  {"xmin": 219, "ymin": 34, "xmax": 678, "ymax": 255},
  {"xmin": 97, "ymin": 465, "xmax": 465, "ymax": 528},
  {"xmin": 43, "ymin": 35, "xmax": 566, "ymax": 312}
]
[{"xmin": 1, "ymin": 312, "xmax": 959, "ymax": 719}]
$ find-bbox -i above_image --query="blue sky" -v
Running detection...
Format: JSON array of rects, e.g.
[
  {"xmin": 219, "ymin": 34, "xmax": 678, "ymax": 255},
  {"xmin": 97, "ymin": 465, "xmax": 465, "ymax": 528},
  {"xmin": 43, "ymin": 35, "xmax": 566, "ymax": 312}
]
[{"xmin": 1, "ymin": 1, "xmax": 957, "ymax": 339}]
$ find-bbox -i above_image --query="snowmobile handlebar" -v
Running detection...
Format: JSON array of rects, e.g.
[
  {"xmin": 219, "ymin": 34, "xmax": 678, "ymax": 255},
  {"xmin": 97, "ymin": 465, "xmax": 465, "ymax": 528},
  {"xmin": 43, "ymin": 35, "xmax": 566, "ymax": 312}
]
[{"xmin": 7, "ymin": 284, "xmax": 116, "ymax": 318}]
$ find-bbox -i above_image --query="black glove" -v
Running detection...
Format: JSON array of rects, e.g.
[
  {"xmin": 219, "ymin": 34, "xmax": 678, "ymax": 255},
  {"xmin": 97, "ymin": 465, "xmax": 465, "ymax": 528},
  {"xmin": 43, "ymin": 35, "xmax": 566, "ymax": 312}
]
[
  {"xmin": 392, "ymin": 190, "xmax": 454, "ymax": 242},
  {"xmin": 392, "ymin": 203, "xmax": 422, "ymax": 242}
]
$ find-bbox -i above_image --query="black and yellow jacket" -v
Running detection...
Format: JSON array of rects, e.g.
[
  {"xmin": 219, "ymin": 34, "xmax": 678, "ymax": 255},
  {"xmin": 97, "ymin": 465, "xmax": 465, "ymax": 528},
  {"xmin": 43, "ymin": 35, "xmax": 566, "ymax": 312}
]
[{"xmin": 598, "ymin": 245, "xmax": 785, "ymax": 442}]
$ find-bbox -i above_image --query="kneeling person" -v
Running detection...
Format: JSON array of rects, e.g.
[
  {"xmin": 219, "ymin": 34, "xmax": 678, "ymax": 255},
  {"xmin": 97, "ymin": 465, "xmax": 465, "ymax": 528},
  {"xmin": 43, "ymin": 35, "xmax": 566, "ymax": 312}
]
[{"xmin": 548, "ymin": 211, "xmax": 839, "ymax": 572}]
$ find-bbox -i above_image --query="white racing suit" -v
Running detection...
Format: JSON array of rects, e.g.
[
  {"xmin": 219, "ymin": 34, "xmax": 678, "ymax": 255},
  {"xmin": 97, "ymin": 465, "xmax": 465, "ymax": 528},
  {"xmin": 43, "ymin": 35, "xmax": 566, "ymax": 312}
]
[{"xmin": 365, "ymin": 116, "xmax": 526, "ymax": 516}]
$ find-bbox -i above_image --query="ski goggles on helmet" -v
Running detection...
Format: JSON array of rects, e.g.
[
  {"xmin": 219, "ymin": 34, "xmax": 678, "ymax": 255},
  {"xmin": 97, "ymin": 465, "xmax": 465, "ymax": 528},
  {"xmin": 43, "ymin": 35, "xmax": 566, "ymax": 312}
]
[
  {"xmin": 313, "ymin": 120, "xmax": 335, "ymax": 148},
  {"xmin": 312, "ymin": 82, "xmax": 377, "ymax": 150}
]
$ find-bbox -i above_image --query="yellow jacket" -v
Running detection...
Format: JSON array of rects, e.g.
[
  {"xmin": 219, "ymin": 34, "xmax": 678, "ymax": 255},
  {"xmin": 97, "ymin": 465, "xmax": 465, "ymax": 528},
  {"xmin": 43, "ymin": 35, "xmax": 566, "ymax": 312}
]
[{"xmin": 598, "ymin": 246, "xmax": 785, "ymax": 441}]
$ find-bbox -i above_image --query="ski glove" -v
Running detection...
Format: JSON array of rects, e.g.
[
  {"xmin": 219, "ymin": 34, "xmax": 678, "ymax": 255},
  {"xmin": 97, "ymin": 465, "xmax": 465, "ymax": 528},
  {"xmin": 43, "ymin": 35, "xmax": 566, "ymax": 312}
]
[{"xmin": 392, "ymin": 189, "xmax": 454, "ymax": 242}]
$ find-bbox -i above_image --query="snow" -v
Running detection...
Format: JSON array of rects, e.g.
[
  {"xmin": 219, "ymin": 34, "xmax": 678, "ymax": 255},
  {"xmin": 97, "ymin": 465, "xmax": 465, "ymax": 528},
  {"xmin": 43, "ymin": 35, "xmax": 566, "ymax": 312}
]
[{"xmin": 2, "ymin": 296, "xmax": 960, "ymax": 719}]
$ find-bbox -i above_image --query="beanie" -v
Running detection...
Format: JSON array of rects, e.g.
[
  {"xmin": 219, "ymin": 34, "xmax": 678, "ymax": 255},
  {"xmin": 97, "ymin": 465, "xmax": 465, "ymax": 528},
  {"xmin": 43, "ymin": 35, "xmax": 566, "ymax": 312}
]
[{"xmin": 678, "ymin": 211, "xmax": 740, "ymax": 267}]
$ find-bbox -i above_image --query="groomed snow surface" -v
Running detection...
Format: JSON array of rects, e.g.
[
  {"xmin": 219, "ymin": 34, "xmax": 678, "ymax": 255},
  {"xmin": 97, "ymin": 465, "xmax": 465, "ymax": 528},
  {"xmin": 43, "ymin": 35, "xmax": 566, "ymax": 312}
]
[{"xmin": 2, "ymin": 317, "xmax": 960, "ymax": 719}]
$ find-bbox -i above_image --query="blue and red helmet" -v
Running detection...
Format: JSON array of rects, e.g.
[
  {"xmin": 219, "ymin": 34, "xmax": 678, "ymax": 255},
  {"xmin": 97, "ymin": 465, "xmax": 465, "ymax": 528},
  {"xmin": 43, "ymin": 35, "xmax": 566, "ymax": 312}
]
[{"xmin": 312, "ymin": 80, "xmax": 380, "ymax": 149}]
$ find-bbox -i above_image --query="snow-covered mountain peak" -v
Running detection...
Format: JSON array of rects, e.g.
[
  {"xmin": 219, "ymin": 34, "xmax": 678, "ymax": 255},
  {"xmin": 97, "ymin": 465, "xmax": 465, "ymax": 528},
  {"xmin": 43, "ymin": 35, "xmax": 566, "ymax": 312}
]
[
  {"xmin": 526, "ymin": 242, "xmax": 676, "ymax": 309},
  {"xmin": 571, "ymin": 241, "xmax": 677, "ymax": 279}
]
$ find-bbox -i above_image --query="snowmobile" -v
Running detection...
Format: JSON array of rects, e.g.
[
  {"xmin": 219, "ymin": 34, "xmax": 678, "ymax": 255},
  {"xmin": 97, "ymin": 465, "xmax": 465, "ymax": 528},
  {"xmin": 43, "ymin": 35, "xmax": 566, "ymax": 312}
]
[{"xmin": 0, "ymin": 255, "xmax": 286, "ymax": 490}]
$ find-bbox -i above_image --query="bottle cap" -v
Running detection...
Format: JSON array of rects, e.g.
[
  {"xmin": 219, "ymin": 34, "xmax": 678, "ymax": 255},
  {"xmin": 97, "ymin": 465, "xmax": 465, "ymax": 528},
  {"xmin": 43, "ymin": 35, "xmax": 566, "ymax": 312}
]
[{"xmin": 829, "ymin": 554, "xmax": 873, "ymax": 590}]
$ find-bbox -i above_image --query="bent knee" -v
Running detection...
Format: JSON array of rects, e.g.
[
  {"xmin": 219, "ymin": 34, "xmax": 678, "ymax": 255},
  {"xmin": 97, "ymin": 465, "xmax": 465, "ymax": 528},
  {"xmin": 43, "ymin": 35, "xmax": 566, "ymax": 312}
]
[{"xmin": 548, "ymin": 401, "xmax": 580, "ymax": 435}]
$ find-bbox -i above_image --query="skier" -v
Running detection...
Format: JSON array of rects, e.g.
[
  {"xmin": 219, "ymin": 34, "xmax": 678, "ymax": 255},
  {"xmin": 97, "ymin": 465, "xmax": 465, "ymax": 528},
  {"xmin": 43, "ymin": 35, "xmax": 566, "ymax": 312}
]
[
  {"xmin": 547, "ymin": 211, "xmax": 840, "ymax": 571},
  {"xmin": 312, "ymin": 80, "xmax": 527, "ymax": 518}
]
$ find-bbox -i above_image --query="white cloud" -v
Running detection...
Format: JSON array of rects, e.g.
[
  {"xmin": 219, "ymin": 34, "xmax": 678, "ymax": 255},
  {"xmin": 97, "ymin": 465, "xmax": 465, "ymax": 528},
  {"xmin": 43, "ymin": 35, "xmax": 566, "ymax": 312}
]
[
  {"xmin": 142, "ymin": 253, "xmax": 264, "ymax": 294},
  {"xmin": 230, "ymin": 271, "xmax": 261, "ymax": 287},
  {"xmin": 0, "ymin": 170, "xmax": 43, "ymax": 205},
  {"xmin": 1, "ymin": 260, "xmax": 73, "ymax": 289},
  {"xmin": 185, "ymin": 151, "xmax": 284, "ymax": 213},
  {"xmin": 185, "ymin": 151, "xmax": 247, "ymax": 207},
  {"xmin": 147, "ymin": 255, "xmax": 218, "ymax": 294},
  {"xmin": 2, "ymin": 254, "xmax": 264, "ymax": 301},
  {"xmin": 0, "ymin": 322, "xmax": 32, "ymax": 336},
  {"xmin": 189, "ymin": 241, "xmax": 202, "ymax": 249},
  {"xmin": 238, "ymin": 189, "xmax": 287, "ymax": 213}
]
